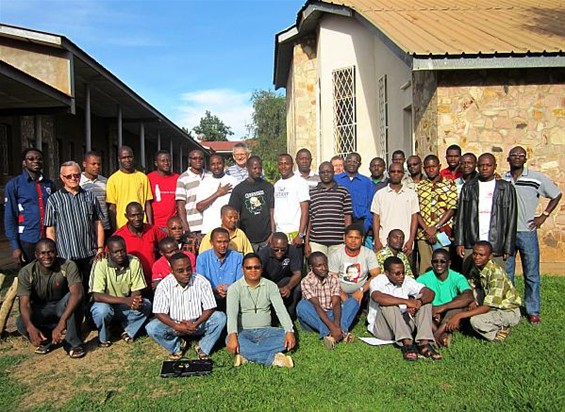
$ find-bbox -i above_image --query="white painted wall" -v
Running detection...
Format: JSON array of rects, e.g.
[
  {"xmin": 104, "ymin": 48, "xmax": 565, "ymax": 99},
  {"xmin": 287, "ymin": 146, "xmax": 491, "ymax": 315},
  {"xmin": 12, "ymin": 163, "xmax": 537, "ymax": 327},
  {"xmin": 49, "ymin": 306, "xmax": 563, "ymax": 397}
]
[{"xmin": 316, "ymin": 14, "xmax": 412, "ymax": 167}]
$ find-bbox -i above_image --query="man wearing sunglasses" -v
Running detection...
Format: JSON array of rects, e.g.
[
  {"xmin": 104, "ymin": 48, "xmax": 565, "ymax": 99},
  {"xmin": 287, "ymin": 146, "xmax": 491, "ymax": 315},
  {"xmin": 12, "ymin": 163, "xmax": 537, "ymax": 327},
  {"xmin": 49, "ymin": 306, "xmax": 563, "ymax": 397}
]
[
  {"xmin": 45, "ymin": 161, "xmax": 104, "ymax": 295},
  {"xmin": 417, "ymin": 249, "xmax": 473, "ymax": 347},
  {"xmin": 5, "ymin": 148, "xmax": 57, "ymax": 265}
]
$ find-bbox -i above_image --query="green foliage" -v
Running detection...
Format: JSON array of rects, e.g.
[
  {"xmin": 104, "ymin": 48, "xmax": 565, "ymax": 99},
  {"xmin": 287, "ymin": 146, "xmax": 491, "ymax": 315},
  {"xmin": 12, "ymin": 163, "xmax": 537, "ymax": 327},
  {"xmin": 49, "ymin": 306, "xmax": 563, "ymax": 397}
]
[
  {"xmin": 193, "ymin": 110, "xmax": 234, "ymax": 142},
  {"xmin": 3, "ymin": 275, "xmax": 565, "ymax": 411},
  {"xmin": 247, "ymin": 89, "xmax": 286, "ymax": 163}
]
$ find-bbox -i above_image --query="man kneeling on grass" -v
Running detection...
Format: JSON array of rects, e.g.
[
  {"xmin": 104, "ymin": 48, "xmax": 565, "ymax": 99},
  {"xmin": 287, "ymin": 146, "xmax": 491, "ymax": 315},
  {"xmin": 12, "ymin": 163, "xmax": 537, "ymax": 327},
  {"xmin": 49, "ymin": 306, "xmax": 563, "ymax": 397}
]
[
  {"xmin": 442, "ymin": 241, "xmax": 521, "ymax": 342},
  {"xmin": 90, "ymin": 236, "xmax": 152, "ymax": 347},
  {"xmin": 16, "ymin": 239, "xmax": 85, "ymax": 358},
  {"xmin": 226, "ymin": 253, "xmax": 296, "ymax": 368},
  {"xmin": 367, "ymin": 256, "xmax": 441, "ymax": 361},
  {"xmin": 417, "ymin": 249, "xmax": 474, "ymax": 347},
  {"xmin": 297, "ymin": 252, "xmax": 358, "ymax": 350},
  {"xmin": 146, "ymin": 253, "xmax": 226, "ymax": 360}
]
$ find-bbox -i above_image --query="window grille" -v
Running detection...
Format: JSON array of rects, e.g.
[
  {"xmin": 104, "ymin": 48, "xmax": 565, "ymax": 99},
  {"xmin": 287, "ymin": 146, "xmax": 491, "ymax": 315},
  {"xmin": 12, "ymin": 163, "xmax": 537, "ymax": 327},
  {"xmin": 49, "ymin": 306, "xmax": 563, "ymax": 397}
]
[
  {"xmin": 333, "ymin": 66, "xmax": 356, "ymax": 157},
  {"xmin": 378, "ymin": 75, "xmax": 389, "ymax": 160}
]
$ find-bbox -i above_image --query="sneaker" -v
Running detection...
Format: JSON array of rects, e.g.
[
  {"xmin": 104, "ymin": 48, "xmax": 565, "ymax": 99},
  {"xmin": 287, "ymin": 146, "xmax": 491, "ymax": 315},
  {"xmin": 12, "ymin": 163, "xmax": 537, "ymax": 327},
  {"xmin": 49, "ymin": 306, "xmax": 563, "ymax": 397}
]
[
  {"xmin": 272, "ymin": 352, "xmax": 294, "ymax": 368},
  {"xmin": 528, "ymin": 315, "xmax": 541, "ymax": 326},
  {"xmin": 323, "ymin": 335, "xmax": 336, "ymax": 350},
  {"xmin": 493, "ymin": 326, "xmax": 510, "ymax": 342},
  {"xmin": 233, "ymin": 354, "xmax": 248, "ymax": 367}
]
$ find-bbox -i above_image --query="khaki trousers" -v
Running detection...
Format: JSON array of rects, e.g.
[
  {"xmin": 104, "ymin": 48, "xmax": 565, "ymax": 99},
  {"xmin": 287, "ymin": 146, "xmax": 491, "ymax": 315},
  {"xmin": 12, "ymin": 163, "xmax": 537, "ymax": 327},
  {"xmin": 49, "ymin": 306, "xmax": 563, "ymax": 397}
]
[
  {"xmin": 470, "ymin": 307, "xmax": 521, "ymax": 341},
  {"xmin": 371, "ymin": 303, "xmax": 435, "ymax": 343}
]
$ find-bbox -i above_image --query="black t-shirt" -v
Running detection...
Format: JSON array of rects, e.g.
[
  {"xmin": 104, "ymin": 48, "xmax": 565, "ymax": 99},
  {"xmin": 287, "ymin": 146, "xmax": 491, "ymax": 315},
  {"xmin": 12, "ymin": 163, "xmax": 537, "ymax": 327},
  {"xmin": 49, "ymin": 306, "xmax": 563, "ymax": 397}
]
[
  {"xmin": 258, "ymin": 245, "xmax": 302, "ymax": 283},
  {"xmin": 228, "ymin": 179, "xmax": 274, "ymax": 243}
]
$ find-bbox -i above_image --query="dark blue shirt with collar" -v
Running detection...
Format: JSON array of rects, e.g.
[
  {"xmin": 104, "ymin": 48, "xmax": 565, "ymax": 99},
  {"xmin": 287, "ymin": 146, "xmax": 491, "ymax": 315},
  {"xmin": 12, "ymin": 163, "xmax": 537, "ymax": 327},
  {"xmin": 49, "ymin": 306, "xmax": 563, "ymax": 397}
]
[{"xmin": 4, "ymin": 170, "xmax": 56, "ymax": 250}]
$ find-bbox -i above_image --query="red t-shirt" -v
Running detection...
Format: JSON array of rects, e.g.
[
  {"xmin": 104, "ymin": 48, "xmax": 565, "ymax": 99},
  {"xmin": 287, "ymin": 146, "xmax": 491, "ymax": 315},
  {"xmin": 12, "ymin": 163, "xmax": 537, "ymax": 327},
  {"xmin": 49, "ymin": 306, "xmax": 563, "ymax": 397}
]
[
  {"xmin": 440, "ymin": 167, "xmax": 462, "ymax": 180},
  {"xmin": 147, "ymin": 171, "xmax": 179, "ymax": 229},
  {"xmin": 151, "ymin": 251, "xmax": 196, "ymax": 285},
  {"xmin": 113, "ymin": 224, "xmax": 166, "ymax": 284}
]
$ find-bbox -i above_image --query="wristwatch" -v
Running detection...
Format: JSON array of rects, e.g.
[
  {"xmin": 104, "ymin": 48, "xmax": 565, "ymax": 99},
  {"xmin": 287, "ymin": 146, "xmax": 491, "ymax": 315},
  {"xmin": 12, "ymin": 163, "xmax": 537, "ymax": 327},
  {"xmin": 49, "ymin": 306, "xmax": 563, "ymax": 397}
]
[
  {"xmin": 434, "ymin": 223, "xmax": 441, "ymax": 230},
  {"xmin": 298, "ymin": 232, "xmax": 306, "ymax": 238}
]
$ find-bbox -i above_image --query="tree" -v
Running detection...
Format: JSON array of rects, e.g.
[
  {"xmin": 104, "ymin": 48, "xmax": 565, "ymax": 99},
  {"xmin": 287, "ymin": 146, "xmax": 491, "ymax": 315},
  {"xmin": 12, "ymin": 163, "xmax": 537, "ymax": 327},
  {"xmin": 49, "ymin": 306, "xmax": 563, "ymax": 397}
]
[
  {"xmin": 193, "ymin": 110, "xmax": 234, "ymax": 141},
  {"xmin": 247, "ymin": 89, "xmax": 286, "ymax": 167}
]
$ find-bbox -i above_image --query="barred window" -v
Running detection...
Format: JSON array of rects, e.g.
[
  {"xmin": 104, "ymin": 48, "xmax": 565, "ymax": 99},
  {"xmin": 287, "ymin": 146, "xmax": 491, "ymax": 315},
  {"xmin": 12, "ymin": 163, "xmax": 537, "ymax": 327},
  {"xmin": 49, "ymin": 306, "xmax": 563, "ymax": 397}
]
[
  {"xmin": 378, "ymin": 75, "xmax": 389, "ymax": 161},
  {"xmin": 333, "ymin": 66, "xmax": 356, "ymax": 157}
]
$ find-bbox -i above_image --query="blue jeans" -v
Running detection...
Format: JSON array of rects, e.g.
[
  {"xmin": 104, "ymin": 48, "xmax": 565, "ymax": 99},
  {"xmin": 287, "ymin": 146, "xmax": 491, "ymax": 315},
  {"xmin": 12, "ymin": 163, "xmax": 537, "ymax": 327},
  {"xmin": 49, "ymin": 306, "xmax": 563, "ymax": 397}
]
[
  {"xmin": 228, "ymin": 327, "xmax": 287, "ymax": 366},
  {"xmin": 506, "ymin": 230, "xmax": 540, "ymax": 316},
  {"xmin": 296, "ymin": 298, "xmax": 359, "ymax": 338},
  {"xmin": 146, "ymin": 311, "xmax": 226, "ymax": 355},
  {"xmin": 90, "ymin": 300, "xmax": 152, "ymax": 343}
]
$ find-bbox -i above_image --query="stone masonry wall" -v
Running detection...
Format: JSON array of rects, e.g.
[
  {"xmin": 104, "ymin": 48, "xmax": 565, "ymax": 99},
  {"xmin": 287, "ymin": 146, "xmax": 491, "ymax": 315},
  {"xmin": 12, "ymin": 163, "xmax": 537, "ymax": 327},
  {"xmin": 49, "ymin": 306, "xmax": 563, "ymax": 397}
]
[
  {"xmin": 289, "ymin": 35, "xmax": 318, "ymax": 165},
  {"xmin": 414, "ymin": 68, "xmax": 565, "ymax": 264}
]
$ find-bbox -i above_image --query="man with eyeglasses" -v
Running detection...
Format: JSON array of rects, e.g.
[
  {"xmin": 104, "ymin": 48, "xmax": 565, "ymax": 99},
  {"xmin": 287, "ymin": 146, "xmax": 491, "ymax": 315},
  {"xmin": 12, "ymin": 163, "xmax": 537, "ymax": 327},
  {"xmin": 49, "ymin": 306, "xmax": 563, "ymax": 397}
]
[
  {"xmin": 334, "ymin": 152, "xmax": 374, "ymax": 235},
  {"xmin": 107, "ymin": 146, "xmax": 153, "ymax": 231},
  {"xmin": 404, "ymin": 155, "xmax": 424, "ymax": 191},
  {"xmin": 45, "ymin": 161, "xmax": 104, "ymax": 295},
  {"xmin": 226, "ymin": 142, "xmax": 250, "ymax": 183},
  {"xmin": 176, "ymin": 149, "xmax": 211, "ymax": 235},
  {"xmin": 503, "ymin": 146, "xmax": 561, "ymax": 326},
  {"xmin": 5, "ymin": 148, "xmax": 57, "ymax": 265},
  {"xmin": 417, "ymin": 249, "xmax": 473, "ymax": 347},
  {"xmin": 258, "ymin": 232, "xmax": 303, "ymax": 318}
]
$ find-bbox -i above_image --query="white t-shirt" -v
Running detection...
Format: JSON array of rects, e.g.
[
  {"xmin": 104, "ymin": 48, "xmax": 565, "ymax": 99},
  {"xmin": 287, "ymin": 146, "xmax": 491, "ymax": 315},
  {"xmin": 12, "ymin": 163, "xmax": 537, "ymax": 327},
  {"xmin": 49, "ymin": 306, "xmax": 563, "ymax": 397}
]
[
  {"xmin": 328, "ymin": 245, "xmax": 379, "ymax": 294},
  {"xmin": 367, "ymin": 274, "xmax": 425, "ymax": 331},
  {"xmin": 478, "ymin": 179, "xmax": 496, "ymax": 241},
  {"xmin": 195, "ymin": 174, "xmax": 239, "ymax": 234},
  {"xmin": 273, "ymin": 174, "xmax": 310, "ymax": 233}
]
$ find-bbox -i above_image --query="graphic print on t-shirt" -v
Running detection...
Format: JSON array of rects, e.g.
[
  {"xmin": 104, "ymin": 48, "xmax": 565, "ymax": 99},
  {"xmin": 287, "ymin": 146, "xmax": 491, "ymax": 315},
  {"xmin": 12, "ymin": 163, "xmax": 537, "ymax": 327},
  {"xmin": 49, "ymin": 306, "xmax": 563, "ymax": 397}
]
[
  {"xmin": 244, "ymin": 190, "xmax": 266, "ymax": 215},
  {"xmin": 342, "ymin": 263, "xmax": 361, "ymax": 283}
]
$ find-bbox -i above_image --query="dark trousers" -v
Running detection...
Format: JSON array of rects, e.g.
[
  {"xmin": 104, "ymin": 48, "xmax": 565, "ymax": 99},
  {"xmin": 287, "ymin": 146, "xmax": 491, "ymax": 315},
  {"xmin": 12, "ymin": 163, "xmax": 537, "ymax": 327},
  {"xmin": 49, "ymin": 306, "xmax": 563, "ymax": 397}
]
[
  {"xmin": 20, "ymin": 240, "xmax": 37, "ymax": 265},
  {"xmin": 276, "ymin": 277, "xmax": 301, "ymax": 319},
  {"xmin": 17, "ymin": 292, "xmax": 83, "ymax": 348},
  {"xmin": 73, "ymin": 256, "xmax": 94, "ymax": 299}
]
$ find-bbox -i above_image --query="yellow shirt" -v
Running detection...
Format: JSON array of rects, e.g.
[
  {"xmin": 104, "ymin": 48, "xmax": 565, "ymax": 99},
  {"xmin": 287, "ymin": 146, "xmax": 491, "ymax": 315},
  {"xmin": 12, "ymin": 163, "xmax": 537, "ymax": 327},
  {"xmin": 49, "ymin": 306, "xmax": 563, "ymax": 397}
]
[
  {"xmin": 90, "ymin": 255, "xmax": 147, "ymax": 297},
  {"xmin": 199, "ymin": 227, "xmax": 253, "ymax": 255},
  {"xmin": 106, "ymin": 170, "xmax": 153, "ymax": 228}
]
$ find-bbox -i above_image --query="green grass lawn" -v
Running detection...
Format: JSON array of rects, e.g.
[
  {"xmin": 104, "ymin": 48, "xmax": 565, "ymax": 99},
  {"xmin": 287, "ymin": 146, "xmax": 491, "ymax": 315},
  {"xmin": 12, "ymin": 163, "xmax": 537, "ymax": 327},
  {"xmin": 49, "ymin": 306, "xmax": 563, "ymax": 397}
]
[{"xmin": 1, "ymin": 274, "xmax": 564, "ymax": 411}]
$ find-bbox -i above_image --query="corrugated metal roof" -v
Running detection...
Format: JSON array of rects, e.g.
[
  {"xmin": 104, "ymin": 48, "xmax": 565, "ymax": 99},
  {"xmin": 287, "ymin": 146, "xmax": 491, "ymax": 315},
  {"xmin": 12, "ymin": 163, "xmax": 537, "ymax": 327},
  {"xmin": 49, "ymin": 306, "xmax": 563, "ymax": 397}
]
[{"xmin": 308, "ymin": 0, "xmax": 565, "ymax": 55}]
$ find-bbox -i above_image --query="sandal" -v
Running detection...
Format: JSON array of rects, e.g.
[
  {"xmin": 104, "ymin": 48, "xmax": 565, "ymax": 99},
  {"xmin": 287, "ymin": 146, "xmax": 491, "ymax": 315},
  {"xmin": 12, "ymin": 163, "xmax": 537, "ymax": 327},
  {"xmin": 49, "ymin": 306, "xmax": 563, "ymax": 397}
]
[
  {"xmin": 121, "ymin": 332, "xmax": 133, "ymax": 344},
  {"xmin": 195, "ymin": 344, "xmax": 209, "ymax": 360},
  {"xmin": 417, "ymin": 343, "xmax": 443, "ymax": 360},
  {"xmin": 98, "ymin": 340, "xmax": 112, "ymax": 348},
  {"xmin": 34, "ymin": 343, "xmax": 52, "ymax": 355},
  {"xmin": 494, "ymin": 326, "xmax": 510, "ymax": 342},
  {"xmin": 68, "ymin": 346, "xmax": 86, "ymax": 359},
  {"xmin": 401, "ymin": 343, "xmax": 418, "ymax": 361},
  {"xmin": 343, "ymin": 333, "xmax": 355, "ymax": 344}
]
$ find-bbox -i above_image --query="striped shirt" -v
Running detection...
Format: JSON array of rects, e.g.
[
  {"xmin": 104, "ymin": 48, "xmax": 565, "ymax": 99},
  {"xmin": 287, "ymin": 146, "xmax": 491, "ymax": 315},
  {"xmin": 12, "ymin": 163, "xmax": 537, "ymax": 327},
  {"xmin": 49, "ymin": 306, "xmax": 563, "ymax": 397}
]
[
  {"xmin": 503, "ymin": 167, "xmax": 561, "ymax": 232},
  {"xmin": 153, "ymin": 273, "xmax": 216, "ymax": 322},
  {"xmin": 44, "ymin": 188, "xmax": 102, "ymax": 260},
  {"xmin": 308, "ymin": 183, "xmax": 353, "ymax": 245},
  {"xmin": 301, "ymin": 271, "xmax": 340, "ymax": 311},
  {"xmin": 80, "ymin": 173, "xmax": 110, "ymax": 229},
  {"xmin": 175, "ymin": 168, "xmax": 211, "ymax": 232},
  {"xmin": 226, "ymin": 164, "xmax": 248, "ymax": 183}
]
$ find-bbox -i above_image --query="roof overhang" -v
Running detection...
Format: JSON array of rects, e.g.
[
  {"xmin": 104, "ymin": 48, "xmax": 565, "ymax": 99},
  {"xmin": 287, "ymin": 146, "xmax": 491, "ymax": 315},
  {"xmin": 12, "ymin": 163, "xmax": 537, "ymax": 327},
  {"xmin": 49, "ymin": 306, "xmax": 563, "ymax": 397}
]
[{"xmin": 412, "ymin": 53, "xmax": 565, "ymax": 71}]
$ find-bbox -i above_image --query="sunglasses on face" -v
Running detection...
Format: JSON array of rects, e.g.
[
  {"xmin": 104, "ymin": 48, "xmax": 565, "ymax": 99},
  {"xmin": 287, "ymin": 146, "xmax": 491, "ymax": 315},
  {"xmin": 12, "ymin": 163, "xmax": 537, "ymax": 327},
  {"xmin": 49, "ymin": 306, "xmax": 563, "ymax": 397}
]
[{"xmin": 62, "ymin": 174, "xmax": 81, "ymax": 180}]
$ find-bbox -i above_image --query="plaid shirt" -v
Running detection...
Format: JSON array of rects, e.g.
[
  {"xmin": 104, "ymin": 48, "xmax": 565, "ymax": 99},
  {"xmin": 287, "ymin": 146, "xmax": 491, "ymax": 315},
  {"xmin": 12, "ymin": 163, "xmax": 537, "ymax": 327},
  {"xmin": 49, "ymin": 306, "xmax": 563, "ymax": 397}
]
[
  {"xmin": 415, "ymin": 177, "xmax": 458, "ymax": 240},
  {"xmin": 301, "ymin": 272, "xmax": 340, "ymax": 311},
  {"xmin": 376, "ymin": 247, "xmax": 413, "ymax": 278},
  {"xmin": 470, "ymin": 260, "xmax": 521, "ymax": 310}
]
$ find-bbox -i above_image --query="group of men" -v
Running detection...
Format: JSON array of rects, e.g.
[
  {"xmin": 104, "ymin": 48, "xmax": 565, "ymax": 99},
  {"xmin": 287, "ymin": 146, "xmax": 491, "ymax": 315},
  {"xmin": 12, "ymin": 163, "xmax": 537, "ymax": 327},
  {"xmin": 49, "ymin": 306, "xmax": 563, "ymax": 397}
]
[{"xmin": 5, "ymin": 141, "xmax": 560, "ymax": 364}]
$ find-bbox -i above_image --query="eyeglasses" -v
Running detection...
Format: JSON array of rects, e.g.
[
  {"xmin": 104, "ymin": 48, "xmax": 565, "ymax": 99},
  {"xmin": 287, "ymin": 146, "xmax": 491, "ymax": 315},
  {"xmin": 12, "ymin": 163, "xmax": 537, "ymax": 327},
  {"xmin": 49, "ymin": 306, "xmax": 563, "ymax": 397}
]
[
  {"xmin": 509, "ymin": 153, "xmax": 526, "ymax": 158},
  {"xmin": 244, "ymin": 265, "xmax": 261, "ymax": 270},
  {"xmin": 431, "ymin": 259, "xmax": 448, "ymax": 264},
  {"xmin": 272, "ymin": 247, "xmax": 286, "ymax": 252},
  {"xmin": 62, "ymin": 173, "xmax": 81, "ymax": 180}
]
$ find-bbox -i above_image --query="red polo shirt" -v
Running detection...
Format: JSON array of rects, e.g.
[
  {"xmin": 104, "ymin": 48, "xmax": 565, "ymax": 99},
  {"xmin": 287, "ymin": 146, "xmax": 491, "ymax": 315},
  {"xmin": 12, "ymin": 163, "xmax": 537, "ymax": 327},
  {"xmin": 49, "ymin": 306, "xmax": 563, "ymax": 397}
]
[{"xmin": 113, "ymin": 224, "xmax": 166, "ymax": 284}]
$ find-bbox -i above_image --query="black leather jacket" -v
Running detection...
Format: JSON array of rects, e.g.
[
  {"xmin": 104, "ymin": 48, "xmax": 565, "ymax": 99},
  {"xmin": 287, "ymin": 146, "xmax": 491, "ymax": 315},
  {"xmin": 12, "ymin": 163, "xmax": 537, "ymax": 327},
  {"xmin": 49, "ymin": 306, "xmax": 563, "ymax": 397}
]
[{"xmin": 455, "ymin": 177, "xmax": 517, "ymax": 256}]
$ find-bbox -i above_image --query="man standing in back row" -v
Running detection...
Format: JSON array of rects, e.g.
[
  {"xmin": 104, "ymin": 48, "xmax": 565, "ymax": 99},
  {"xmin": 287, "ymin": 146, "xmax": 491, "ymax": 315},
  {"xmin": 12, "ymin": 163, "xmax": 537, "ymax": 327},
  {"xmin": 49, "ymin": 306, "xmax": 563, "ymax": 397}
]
[
  {"xmin": 504, "ymin": 146, "xmax": 561, "ymax": 325},
  {"xmin": 148, "ymin": 150, "xmax": 179, "ymax": 231}
]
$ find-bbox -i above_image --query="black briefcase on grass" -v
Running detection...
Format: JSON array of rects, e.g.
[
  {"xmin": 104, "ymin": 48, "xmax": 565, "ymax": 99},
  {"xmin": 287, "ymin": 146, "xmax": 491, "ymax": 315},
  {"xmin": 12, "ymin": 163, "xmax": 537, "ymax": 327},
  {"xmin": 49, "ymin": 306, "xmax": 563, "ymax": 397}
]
[{"xmin": 160, "ymin": 359, "xmax": 214, "ymax": 378}]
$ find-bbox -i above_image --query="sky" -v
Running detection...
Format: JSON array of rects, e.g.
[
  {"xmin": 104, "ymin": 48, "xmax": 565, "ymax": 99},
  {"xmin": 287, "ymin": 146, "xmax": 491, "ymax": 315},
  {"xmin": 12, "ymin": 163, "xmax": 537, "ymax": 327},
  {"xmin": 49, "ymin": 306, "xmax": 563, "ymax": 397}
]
[{"xmin": 1, "ymin": 0, "xmax": 305, "ymax": 138}]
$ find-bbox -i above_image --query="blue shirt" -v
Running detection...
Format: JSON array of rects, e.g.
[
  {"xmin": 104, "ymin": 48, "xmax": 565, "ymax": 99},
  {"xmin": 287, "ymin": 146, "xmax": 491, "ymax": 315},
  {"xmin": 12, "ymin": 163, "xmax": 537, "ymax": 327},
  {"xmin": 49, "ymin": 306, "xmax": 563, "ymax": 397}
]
[
  {"xmin": 4, "ymin": 171, "xmax": 56, "ymax": 250},
  {"xmin": 334, "ymin": 172, "xmax": 374, "ymax": 232},
  {"xmin": 195, "ymin": 248, "xmax": 243, "ymax": 290}
]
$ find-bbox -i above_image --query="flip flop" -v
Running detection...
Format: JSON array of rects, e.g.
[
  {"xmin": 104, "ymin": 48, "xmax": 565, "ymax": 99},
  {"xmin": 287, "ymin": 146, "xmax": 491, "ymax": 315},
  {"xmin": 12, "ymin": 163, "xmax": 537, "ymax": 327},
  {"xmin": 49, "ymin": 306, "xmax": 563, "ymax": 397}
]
[{"xmin": 68, "ymin": 346, "xmax": 86, "ymax": 359}]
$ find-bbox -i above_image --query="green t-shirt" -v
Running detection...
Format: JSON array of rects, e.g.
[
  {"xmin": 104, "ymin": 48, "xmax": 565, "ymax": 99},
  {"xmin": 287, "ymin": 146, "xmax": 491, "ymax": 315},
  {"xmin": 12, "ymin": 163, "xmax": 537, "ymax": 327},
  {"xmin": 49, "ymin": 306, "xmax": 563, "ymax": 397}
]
[
  {"xmin": 17, "ymin": 258, "xmax": 81, "ymax": 304},
  {"xmin": 90, "ymin": 255, "xmax": 147, "ymax": 297},
  {"xmin": 417, "ymin": 269, "xmax": 471, "ymax": 306}
]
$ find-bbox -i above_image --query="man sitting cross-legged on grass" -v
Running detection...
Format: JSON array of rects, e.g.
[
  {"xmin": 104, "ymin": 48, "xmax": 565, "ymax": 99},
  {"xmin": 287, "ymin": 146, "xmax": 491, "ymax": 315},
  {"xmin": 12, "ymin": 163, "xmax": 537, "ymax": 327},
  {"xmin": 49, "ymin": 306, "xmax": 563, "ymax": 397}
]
[
  {"xmin": 226, "ymin": 253, "xmax": 296, "ymax": 368},
  {"xmin": 417, "ymin": 249, "xmax": 474, "ymax": 347},
  {"xmin": 16, "ymin": 239, "xmax": 86, "ymax": 358},
  {"xmin": 297, "ymin": 252, "xmax": 358, "ymax": 350},
  {"xmin": 90, "ymin": 235, "xmax": 152, "ymax": 347},
  {"xmin": 443, "ymin": 241, "xmax": 521, "ymax": 342},
  {"xmin": 368, "ymin": 256, "xmax": 441, "ymax": 361},
  {"xmin": 146, "ymin": 253, "xmax": 226, "ymax": 360}
]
